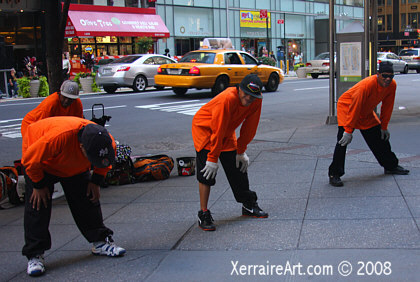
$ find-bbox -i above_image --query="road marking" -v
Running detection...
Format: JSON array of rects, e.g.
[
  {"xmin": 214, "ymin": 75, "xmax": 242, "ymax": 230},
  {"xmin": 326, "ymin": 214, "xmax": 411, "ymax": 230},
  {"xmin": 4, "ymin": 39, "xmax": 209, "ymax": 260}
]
[
  {"xmin": 293, "ymin": 86, "xmax": 329, "ymax": 91},
  {"xmin": 135, "ymin": 100, "xmax": 204, "ymax": 116},
  {"xmin": 0, "ymin": 121, "xmax": 22, "ymax": 139}
]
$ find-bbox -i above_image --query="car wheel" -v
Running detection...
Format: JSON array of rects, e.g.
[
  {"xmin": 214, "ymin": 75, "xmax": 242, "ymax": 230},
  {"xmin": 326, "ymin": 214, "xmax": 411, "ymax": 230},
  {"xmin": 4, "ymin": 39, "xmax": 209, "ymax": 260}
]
[
  {"xmin": 173, "ymin": 87, "xmax": 188, "ymax": 96},
  {"xmin": 311, "ymin": 73, "xmax": 319, "ymax": 79},
  {"xmin": 212, "ymin": 75, "xmax": 229, "ymax": 96},
  {"xmin": 265, "ymin": 73, "xmax": 279, "ymax": 92},
  {"xmin": 155, "ymin": 86, "xmax": 164, "ymax": 90},
  {"xmin": 133, "ymin": 75, "xmax": 147, "ymax": 92},
  {"xmin": 103, "ymin": 86, "xmax": 117, "ymax": 94},
  {"xmin": 402, "ymin": 65, "xmax": 409, "ymax": 74}
]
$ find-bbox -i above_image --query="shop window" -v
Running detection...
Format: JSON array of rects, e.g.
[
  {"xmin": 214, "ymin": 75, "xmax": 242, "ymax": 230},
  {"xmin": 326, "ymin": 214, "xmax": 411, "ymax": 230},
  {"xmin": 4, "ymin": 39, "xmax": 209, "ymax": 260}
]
[{"xmin": 409, "ymin": 13, "xmax": 418, "ymax": 28}]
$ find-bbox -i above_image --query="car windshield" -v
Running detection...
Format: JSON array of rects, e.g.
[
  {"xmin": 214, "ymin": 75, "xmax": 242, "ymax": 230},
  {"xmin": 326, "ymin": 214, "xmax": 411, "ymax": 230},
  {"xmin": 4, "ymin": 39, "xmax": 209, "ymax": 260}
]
[
  {"xmin": 179, "ymin": 52, "xmax": 216, "ymax": 64},
  {"xmin": 399, "ymin": 50, "xmax": 419, "ymax": 56},
  {"xmin": 111, "ymin": 55, "xmax": 142, "ymax": 64},
  {"xmin": 314, "ymin": 53, "xmax": 330, "ymax": 60}
]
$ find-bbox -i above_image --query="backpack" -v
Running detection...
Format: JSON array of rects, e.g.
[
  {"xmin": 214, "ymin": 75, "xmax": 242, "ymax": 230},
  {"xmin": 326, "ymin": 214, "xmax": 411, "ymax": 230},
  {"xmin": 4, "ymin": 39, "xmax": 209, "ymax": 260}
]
[
  {"xmin": 0, "ymin": 166, "xmax": 23, "ymax": 209},
  {"xmin": 132, "ymin": 155, "xmax": 174, "ymax": 182},
  {"xmin": 104, "ymin": 144, "xmax": 134, "ymax": 186}
]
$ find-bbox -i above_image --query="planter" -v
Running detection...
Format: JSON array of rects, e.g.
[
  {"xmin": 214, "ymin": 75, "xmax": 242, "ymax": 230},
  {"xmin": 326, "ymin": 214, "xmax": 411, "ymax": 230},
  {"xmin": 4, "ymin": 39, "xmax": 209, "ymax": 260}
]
[
  {"xmin": 296, "ymin": 67, "xmax": 307, "ymax": 78},
  {"xmin": 29, "ymin": 80, "xmax": 40, "ymax": 97},
  {"xmin": 80, "ymin": 76, "xmax": 94, "ymax": 93}
]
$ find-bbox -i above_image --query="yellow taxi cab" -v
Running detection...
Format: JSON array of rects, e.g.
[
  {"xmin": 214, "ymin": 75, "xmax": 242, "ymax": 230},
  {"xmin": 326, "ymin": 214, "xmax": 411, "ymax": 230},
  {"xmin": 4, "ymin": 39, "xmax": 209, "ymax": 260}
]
[{"xmin": 155, "ymin": 39, "xmax": 284, "ymax": 96}]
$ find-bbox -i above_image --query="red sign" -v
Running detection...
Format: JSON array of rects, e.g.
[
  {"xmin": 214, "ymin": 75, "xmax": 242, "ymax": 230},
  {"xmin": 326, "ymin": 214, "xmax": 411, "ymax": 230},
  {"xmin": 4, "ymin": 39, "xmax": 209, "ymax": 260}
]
[
  {"xmin": 260, "ymin": 9, "xmax": 268, "ymax": 19},
  {"xmin": 277, "ymin": 19, "xmax": 284, "ymax": 24}
]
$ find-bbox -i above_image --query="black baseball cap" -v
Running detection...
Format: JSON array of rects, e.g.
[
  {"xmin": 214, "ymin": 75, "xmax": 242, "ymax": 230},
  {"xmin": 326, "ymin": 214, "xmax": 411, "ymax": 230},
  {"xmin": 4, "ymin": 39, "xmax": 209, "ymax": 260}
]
[
  {"xmin": 79, "ymin": 124, "xmax": 115, "ymax": 168},
  {"xmin": 239, "ymin": 74, "xmax": 263, "ymax": 99},
  {"xmin": 378, "ymin": 61, "xmax": 394, "ymax": 74}
]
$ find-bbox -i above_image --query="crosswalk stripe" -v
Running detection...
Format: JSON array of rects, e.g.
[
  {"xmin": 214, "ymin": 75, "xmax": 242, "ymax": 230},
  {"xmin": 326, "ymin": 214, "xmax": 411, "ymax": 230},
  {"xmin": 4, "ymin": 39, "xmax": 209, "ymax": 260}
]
[{"xmin": 135, "ymin": 100, "xmax": 204, "ymax": 116}]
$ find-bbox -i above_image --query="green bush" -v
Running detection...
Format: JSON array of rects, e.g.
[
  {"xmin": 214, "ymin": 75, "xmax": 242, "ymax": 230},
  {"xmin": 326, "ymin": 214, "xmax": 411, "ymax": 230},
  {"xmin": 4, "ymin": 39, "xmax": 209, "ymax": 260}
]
[
  {"xmin": 73, "ymin": 72, "xmax": 100, "ymax": 92},
  {"xmin": 38, "ymin": 76, "xmax": 49, "ymax": 97},
  {"xmin": 16, "ymin": 76, "xmax": 49, "ymax": 98},
  {"xmin": 293, "ymin": 63, "xmax": 305, "ymax": 71},
  {"xmin": 256, "ymin": 56, "xmax": 276, "ymax": 66}
]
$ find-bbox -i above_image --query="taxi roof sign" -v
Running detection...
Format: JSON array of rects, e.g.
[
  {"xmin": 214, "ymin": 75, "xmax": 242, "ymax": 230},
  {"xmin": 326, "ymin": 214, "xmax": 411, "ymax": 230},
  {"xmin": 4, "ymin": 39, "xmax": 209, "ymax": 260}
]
[{"xmin": 201, "ymin": 38, "xmax": 234, "ymax": 50}]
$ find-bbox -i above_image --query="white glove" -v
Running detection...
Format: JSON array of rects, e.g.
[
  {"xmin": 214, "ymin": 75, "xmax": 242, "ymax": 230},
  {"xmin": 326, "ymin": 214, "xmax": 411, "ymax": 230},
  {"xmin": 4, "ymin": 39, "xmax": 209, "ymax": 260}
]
[
  {"xmin": 338, "ymin": 132, "xmax": 353, "ymax": 146},
  {"xmin": 381, "ymin": 129, "xmax": 390, "ymax": 141},
  {"xmin": 236, "ymin": 153, "xmax": 250, "ymax": 173},
  {"xmin": 200, "ymin": 161, "xmax": 218, "ymax": 180}
]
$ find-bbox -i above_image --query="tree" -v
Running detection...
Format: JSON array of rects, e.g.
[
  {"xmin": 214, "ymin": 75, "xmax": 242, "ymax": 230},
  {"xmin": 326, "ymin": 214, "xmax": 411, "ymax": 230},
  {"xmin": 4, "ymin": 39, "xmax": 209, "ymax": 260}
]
[
  {"xmin": 44, "ymin": 0, "xmax": 71, "ymax": 93},
  {"xmin": 135, "ymin": 37, "xmax": 154, "ymax": 54}
]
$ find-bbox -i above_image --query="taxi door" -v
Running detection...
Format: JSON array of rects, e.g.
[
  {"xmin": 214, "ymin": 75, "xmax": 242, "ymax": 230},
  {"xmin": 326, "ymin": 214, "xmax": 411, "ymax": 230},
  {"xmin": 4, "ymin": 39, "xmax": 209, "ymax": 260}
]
[
  {"xmin": 224, "ymin": 52, "xmax": 246, "ymax": 85},
  {"xmin": 239, "ymin": 52, "xmax": 264, "ymax": 80}
]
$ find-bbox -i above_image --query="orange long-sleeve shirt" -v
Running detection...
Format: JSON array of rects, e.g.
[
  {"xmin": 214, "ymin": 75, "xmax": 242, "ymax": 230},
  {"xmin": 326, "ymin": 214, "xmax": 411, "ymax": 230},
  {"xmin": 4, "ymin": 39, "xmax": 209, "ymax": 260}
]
[
  {"xmin": 337, "ymin": 75, "xmax": 396, "ymax": 133},
  {"xmin": 22, "ymin": 117, "xmax": 116, "ymax": 188},
  {"xmin": 21, "ymin": 92, "xmax": 83, "ymax": 138},
  {"xmin": 192, "ymin": 87, "xmax": 262, "ymax": 163}
]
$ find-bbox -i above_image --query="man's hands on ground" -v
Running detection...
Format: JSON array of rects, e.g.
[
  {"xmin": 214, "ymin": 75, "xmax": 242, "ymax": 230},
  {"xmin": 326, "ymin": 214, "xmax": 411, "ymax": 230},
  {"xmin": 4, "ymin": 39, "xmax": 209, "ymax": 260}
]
[
  {"xmin": 236, "ymin": 153, "xmax": 250, "ymax": 173},
  {"xmin": 201, "ymin": 161, "xmax": 218, "ymax": 180},
  {"xmin": 338, "ymin": 132, "xmax": 353, "ymax": 146}
]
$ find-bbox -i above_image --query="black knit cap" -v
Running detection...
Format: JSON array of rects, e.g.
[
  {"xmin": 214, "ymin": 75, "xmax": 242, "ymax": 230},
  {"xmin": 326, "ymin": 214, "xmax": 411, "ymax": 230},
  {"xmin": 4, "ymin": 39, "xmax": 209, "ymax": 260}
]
[{"xmin": 378, "ymin": 61, "xmax": 394, "ymax": 74}]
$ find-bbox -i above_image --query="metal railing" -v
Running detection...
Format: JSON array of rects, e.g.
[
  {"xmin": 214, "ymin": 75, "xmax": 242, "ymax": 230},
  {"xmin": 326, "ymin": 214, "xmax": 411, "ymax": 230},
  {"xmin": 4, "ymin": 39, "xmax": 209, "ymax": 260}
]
[{"xmin": 0, "ymin": 69, "xmax": 12, "ymax": 98}]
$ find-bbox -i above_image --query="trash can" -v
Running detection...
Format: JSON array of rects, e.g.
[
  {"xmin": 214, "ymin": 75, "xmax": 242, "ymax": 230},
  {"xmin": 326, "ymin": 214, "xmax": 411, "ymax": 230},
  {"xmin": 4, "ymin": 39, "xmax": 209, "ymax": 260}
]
[
  {"xmin": 296, "ymin": 67, "xmax": 307, "ymax": 78},
  {"xmin": 176, "ymin": 157, "xmax": 196, "ymax": 176}
]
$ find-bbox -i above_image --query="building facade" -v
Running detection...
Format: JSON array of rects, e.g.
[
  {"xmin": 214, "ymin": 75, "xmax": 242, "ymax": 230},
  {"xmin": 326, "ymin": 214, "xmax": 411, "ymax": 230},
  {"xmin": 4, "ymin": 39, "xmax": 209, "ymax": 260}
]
[{"xmin": 1, "ymin": 0, "xmax": 368, "ymax": 75}]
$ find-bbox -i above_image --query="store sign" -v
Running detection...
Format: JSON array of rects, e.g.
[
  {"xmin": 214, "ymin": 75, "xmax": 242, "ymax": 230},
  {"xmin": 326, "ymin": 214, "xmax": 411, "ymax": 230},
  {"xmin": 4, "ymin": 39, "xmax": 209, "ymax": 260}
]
[
  {"xmin": 240, "ymin": 10, "xmax": 271, "ymax": 28},
  {"xmin": 277, "ymin": 19, "xmax": 284, "ymax": 24},
  {"xmin": 65, "ymin": 10, "xmax": 169, "ymax": 38}
]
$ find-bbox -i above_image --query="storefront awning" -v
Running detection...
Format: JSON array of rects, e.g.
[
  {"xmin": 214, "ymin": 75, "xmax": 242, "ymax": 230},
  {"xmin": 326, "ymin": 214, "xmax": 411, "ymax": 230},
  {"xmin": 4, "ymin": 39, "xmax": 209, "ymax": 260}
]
[{"xmin": 65, "ymin": 10, "xmax": 169, "ymax": 38}]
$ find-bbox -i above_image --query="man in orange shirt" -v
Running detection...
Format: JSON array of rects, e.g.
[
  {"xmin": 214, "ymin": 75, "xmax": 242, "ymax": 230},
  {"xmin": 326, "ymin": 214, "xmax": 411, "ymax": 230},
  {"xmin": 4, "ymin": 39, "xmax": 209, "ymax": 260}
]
[
  {"xmin": 22, "ymin": 117, "xmax": 125, "ymax": 277},
  {"xmin": 329, "ymin": 61, "xmax": 409, "ymax": 187},
  {"xmin": 21, "ymin": 80, "xmax": 83, "ymax": 199},
  {"xmin": 192, "ymin": 74, "xmax": 268, "ymax": 231},
  {"xmin": 21, "ymin": 80, "xmax": 83, "ymax": 138}
]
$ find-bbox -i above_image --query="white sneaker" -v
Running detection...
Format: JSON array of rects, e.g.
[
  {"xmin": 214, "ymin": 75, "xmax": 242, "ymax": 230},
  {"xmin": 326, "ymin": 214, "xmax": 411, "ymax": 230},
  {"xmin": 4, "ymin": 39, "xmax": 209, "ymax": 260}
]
[
  {"xmin": 27, "ymin": 255, "xmax": 45, "ymax": 276},
  {"xmin": 92, "ymin": 236, "xmax": 126, "ymax": 257},
  {"xmin": 52, "ymin": 183, "xmax": 65, "ymax": 200}
]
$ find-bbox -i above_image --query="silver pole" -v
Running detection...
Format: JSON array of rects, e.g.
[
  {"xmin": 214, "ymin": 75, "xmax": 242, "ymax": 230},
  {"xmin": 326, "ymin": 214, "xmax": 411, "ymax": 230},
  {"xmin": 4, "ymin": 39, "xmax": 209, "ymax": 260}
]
[
  {"xmin": 326, "ymin": 0, "xmax": 337, "ymax": 124},
  {"xmin": 226, "ymin": 1, "xmax": 230, "ymax": 38}
]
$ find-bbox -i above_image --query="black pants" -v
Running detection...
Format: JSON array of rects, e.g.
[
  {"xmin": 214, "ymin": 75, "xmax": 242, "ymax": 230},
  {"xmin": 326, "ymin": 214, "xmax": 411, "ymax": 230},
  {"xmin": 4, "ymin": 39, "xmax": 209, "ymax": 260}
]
[
  {"xmin": 329, "ymin": 125, "xmax": 399, "ymax": 177},
  {"xmin": 196, "ymin": 150, "xmax": 257, "ymax": 205},
  {"xmin": 22, "ymin": 170, "xmax": 113, "ymax": 259}
]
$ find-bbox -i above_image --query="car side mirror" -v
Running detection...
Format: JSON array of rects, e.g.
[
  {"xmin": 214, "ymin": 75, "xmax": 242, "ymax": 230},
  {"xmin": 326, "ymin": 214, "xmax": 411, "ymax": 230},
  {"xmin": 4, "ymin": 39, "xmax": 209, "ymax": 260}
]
[{"xmin": 257, "ymin": 60, "xmax": 262, "ymax": 65}]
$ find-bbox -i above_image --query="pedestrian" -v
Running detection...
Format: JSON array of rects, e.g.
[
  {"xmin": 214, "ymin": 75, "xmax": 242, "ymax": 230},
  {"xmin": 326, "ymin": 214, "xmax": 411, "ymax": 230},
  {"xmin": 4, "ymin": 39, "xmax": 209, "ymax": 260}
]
[
  {"xmin": 328, "ymin": 61, "xmax": 410, "ymax": 187},
  {"xmin": 21, "ymin": 80, "xmax": 83, "ymax": 138},
  {"xmin": 164, "ymin": 48, "xmax": 171, "ymax": 57},
  {"xmin": 192, "ymin": 74, "xmax": 268, "ymax": 231},
  {"xmin": 62, "ymin": 53, "xmax": 71, "ymax": 80},
  {"xmin": 7, "ymin": 68, "xmax": 19, "ymax": 98},
  {"xmin": 22, "ymin": 116, "xmax": 126, "ymax": 277}
]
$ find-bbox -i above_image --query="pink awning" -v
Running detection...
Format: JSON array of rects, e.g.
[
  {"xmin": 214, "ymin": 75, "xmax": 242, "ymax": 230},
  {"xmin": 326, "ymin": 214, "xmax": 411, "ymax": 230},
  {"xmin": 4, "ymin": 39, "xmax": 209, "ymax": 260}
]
[{"xmin": 65, "ymin": 10, "xmax": 169, "ymax": 38}]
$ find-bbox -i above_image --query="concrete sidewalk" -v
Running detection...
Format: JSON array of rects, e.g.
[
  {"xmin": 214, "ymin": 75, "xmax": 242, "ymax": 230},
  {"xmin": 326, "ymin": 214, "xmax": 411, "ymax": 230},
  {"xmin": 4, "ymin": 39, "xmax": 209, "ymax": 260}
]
[{"xmin": 1, "ymin": 75, "xmax": 419, "ymax": 281}]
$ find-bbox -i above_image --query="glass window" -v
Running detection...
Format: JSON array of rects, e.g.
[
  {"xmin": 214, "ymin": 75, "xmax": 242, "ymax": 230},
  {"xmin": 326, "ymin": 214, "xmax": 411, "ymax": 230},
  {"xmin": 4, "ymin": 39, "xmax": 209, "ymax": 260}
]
[
  {"xmin": 387, "ymin": 15, "xmax": 392, "ymax": 31},
  {"xmin": 179, "ymin": 52, "xmax": 216, "ymax": 63},
  {"xmin": 409, "ymin": 13, "xmax": 418, "ymax": 28},
  {"xmin": 225, "ymin": 52, "xmax": 242, "ymax": 64},
  {"xmin": 241, "ymin": 53, "xmax": 258, "ymax": 65},
  {"xmin": 378, "ymin": 16, "xmax": 385, "ymax": 31},
  {"xmin": 112, "ymin": 55, "xmax": 141, "ymax": 63},
  {"xmin": 144, "ymin": 57, "xmax": 155, "ymax": 64},
  {"xmin": 238, "ymin": 0, "xmax": 255, "ymax": 9},
  {"xmin": 154, "ymin": 56, "xmax": 175, "ymax": 64},
  {"xmin": 401, "ymin": 13, "xmax": 406, "ymax": 30}
]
